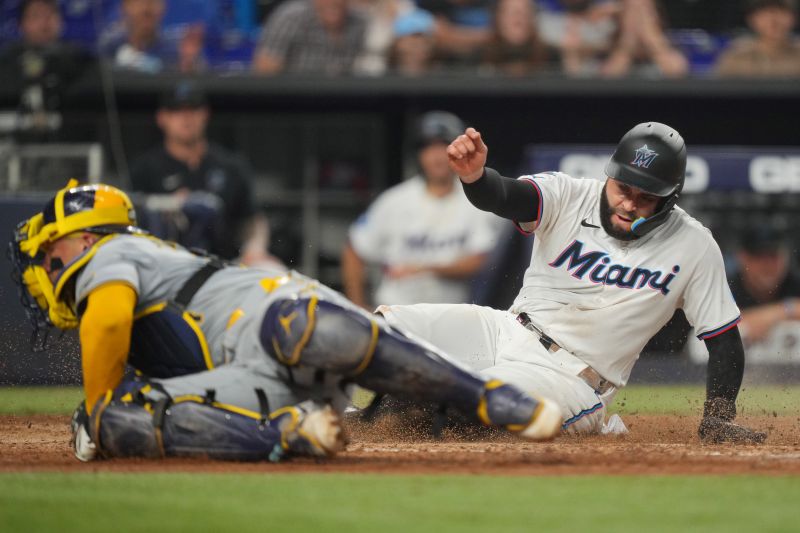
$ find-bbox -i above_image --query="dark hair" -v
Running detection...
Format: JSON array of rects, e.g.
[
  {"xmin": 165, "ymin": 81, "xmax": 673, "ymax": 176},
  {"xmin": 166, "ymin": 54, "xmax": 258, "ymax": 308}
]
[
  {"xmin": 560, "ymin": 0, "xmax": 594, "ymax": 13},
  {"xmin": 744, "ymin": 0, "xmax": 798, "ymax": 15},
  {"xmin": 739, "ymin": 226, "xmax": 789, "ymax": 254},
  {"xmin": 482, "ymin": 0, "xmax": 548, "ymax": 74},
  {"xmin": 20, "ymin": 0, "xmax": 59, "ymax": 19}
]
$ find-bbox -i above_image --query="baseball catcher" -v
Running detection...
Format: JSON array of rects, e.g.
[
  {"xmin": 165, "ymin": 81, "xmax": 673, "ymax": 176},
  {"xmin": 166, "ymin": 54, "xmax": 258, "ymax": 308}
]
[
  {"xmin": 9, "ymin": 180, "xmax": 562, "ymax": 462},
  {"xmin": 376, "ymin": 122, "xmax": 766, "ymax": 444}
]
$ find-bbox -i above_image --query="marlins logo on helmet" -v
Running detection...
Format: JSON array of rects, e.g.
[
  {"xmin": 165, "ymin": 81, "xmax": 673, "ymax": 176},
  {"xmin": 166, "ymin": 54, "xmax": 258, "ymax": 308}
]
[{"xmin": 631, "ymin": 145, "xmax": 659, "ymax": 168}]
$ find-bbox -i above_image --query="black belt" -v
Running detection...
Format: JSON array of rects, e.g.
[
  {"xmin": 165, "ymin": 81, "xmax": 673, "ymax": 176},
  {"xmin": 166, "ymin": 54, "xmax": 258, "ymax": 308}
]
[
  {"xmin": 516, "ymin": 312, "xmax": 561, "ymax": 353},
  {"xmin": 516, "ymin": 312, "xmax": 615, "ymax": 395}
]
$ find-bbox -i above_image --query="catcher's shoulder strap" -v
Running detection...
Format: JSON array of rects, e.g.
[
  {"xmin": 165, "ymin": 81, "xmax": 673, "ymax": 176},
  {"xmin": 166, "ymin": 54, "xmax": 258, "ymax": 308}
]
[{"xmin": 173, "ymin": 256, "xmax": 227, "ymax": 309}]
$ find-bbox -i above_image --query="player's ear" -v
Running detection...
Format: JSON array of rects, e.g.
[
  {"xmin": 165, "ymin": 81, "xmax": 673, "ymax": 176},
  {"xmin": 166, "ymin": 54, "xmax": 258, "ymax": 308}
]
[{"xmin": 81, "ymin": 232, "xmax": 100, "ymax": 248}]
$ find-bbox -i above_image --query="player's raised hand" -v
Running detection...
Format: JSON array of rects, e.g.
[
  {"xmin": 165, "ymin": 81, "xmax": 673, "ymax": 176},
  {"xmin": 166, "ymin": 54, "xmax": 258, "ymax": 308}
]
[{"xmin": 447, "ymin": 128, "xmax": 488, "ymax": 183}]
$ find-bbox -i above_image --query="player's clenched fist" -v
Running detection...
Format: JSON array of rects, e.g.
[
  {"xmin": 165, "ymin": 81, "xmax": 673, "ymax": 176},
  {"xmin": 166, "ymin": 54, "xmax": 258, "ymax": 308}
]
[{"xmin": 447, "ymin": 127, "xmax": 488, "ymax": 183}]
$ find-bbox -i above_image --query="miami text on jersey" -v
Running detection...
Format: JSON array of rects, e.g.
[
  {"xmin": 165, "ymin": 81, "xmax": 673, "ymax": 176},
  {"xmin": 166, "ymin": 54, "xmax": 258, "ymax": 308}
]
[
  {"xmin": 405, "ymin": 233, "xmax": 469, "ymax": 251},
  {"xmin": 548, "ymin": 240, "xmax": 680, "ymax": 295}
]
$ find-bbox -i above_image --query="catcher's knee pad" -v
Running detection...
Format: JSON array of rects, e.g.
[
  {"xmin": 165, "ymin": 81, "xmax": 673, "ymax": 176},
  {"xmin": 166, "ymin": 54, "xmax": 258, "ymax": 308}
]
[
  {"xmin": 261, "ymin": 296, "xmax": 378, "ymax": 373},
  {"xmin": 260, "ymin": 297, "xmax": 554, "ymax": 437},
  {"xmin": 89, "ymin": 383, "xmax": 343, "ymax": 461},
  {"xmin": 261, "ymin": 296, "xmax": 474, "ymax": 397}
]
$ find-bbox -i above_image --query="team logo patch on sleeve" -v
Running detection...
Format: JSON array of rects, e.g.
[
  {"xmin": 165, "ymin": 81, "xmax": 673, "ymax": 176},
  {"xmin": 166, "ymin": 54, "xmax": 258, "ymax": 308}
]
[{"xmin": 631, "ymin": 145, "xmax": 659, "ymax": 168}]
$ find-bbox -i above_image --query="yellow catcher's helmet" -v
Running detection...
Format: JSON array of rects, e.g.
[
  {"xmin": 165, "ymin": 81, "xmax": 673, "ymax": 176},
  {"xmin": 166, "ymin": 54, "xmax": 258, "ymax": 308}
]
[
  {"xmin": 9, "ymin": 180, "xmax": 142, "ymax": 348},
  {"xmin": 19, "ymin": 179, "xmax": 137, "ymax": 257}
]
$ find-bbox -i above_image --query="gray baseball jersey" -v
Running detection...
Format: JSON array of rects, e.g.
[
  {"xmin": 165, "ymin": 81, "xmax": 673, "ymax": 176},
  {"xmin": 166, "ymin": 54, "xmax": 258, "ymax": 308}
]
[
  {"xmin": 74, "ymin": 234, "xmax": 352, "ymax": 411},
  {"xmin": 75, "ymin": 235, "xmax": 293, "ymax": 366}
]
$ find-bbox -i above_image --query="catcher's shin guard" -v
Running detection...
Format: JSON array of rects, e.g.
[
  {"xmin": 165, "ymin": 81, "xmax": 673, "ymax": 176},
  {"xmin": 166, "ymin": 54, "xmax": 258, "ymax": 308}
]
[
  {"xmin": 89, "ymin": 387, "xmax": 344, "ymax": 461},
  {"xmin": 261, "ymin": 297, "xmax": 561, "ymax": 440}
]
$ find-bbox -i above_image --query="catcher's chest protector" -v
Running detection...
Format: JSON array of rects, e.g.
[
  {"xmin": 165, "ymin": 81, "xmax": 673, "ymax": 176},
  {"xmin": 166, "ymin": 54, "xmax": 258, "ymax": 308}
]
[
  {"xmin": 126, "ymin": 257, "xmax": 224, "ymax": 378},
  {"xmin": 129, "ymin": 304, "xmax": 214, "ymax": 378}
]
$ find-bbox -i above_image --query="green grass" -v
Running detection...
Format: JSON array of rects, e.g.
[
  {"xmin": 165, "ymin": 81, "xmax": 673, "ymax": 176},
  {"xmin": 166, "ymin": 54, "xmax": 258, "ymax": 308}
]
[
  {"xmin": 4, "ymin": 384, "xmax": 800, "ymax": 416},
  {"xmin": 1, "ymin": 473, "xmax": 798, "ymax": 533},
  {"xmin": 2, "ymin": 386, "xmax": 799, "ymax": 532},
  {"xmin": 0, "ymin": 386, "xmax": 82, "ymax": 414},
  {"xmin": 610, "ymin": 384, "xmax": 800, "ymax": 416}
]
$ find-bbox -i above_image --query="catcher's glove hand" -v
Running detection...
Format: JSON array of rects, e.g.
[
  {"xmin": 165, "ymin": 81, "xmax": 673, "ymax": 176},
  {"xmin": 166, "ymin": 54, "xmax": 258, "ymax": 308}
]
[
  {"xmin": 698, "ymin": 416, "xmax": 767, "ymax": 445},
  {"xmin": 70, "ymin": 401, "xmax": 98, "ymax": 462}
]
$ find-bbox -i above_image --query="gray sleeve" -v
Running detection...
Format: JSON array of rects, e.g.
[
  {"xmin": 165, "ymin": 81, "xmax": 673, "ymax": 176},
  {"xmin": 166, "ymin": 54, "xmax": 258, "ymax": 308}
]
[{"xmin": 75, "ymin": 241, "xmax": 141, "ymax": 305}]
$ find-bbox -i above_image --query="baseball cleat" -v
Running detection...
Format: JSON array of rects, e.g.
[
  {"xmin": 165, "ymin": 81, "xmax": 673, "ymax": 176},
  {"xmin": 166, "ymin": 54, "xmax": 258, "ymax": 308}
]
[{"xmin": 518, "ymin": 397, "xmax": 562, "ymax": 441}]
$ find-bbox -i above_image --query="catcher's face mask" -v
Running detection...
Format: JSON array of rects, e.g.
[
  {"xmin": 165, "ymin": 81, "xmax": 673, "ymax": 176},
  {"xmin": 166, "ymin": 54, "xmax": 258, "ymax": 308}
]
[
  {"xmin": 8, "ymin": 214, "xmax": 78, "ymax": 350},
  {"xmin": 8, "ymin": 179, "xmax": 142, "ymax": 350}
]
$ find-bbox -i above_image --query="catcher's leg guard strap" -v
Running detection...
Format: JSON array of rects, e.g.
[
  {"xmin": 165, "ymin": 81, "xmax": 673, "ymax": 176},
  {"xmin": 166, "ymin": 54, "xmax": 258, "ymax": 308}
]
[
  {"xmin": 89, "ymin": 391, "xmax": 164, "ymax": 459},
  {"xmin": 90, "ymin": 387, "xmax": 332, "ymax": 461},
  {"xmin": 261, "ymin": 297, "xmax": 544, "ymax": 431}
]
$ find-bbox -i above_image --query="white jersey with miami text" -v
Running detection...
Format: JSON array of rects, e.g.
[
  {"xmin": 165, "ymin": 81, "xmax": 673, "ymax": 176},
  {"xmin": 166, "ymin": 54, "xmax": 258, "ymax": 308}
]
[{"xmin": 511, "ymin": 172, "xmax": 740, "ymax": 387}]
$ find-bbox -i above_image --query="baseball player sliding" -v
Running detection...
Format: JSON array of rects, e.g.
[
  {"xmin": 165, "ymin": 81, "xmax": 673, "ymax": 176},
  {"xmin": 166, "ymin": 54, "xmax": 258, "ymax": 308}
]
[
  {"xmin": 378, "ymin": 122, "xmax": 766, "ymax": 443},
  {"xmin": 9, "ymin": 180, "xmax": 562, "ymax": 462}
]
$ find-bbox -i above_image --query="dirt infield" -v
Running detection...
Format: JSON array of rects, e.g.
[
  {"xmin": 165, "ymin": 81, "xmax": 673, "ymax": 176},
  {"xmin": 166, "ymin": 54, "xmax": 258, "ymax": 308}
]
[{"xmin": 3, "ymin": 414, "xmax": 799, "ymax": 475}]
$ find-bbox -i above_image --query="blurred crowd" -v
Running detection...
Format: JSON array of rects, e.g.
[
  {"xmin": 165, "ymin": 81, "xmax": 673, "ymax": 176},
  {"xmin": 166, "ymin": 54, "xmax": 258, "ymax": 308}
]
[
  {"xmin": 1, "ymin": 0, "xmax": 799, "ymax": 79},
  {"xmin": 2, "ymin": 0, "xmax": 800, "ymax": 357}
]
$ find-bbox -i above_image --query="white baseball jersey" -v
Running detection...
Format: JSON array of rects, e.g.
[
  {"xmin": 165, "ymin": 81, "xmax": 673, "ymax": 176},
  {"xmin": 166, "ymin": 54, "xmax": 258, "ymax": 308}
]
[
  {"xmin": 349, "ymin": 176, "xmax": 500, "ymax": 305},
  {"xmin": 511, "ymin": 172, "xmax": 740, "ymax": 386}
]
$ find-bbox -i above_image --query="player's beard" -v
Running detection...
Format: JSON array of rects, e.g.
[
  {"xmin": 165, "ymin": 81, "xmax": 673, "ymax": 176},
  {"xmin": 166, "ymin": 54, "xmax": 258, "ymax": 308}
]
[{"xmin": 599, "ymin": 183, "xmax": 638, "ymax": 242}]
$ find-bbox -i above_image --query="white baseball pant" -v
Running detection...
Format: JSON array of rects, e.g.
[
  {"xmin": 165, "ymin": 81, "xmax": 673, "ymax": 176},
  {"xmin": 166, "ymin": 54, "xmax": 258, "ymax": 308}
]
[{"xmin": 378, "ymin": 303, "xmax": 616, "ymax": 434}]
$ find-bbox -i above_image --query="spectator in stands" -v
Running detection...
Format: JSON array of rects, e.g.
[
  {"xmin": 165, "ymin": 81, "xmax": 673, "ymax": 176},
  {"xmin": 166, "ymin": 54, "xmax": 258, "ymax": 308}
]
[
  {"xmin": 480, "ymin": 0, "xmax": 553, "ymax": 76},
  {"xmin": 341, "ymin": 111, "xmax": 500, "ymax": 309},
  {"xmin": 729, "ymin": 226, "xmax": 800, "ymax": 343},
  {"xmin": 353, "ymin": 0, "xmax": 415, "ymax": 75},
  {"xmin": 416, "ymin": 0, "xmax": 493, "ymax": 67},
  {"xmin": 99, "ymin": 0, "xmax": 206, "ymax": 73},
  {"xmin": 600, "ymin": 0, "xmax": 689, "ymax": 78},
  {"xmin": 252, "ymin": 0, "xmax": 367, "ymax": 75},
  {"xmin": 388, "ymin": 9, "xmax": 440, "ymax": 76},
  {"xmin": 538, "ymin": 0, "xmax": 620, "ymax": 76},
  {"xmin": 0, "ymin": 0, "xmax": 91, "ymax": 133},
  {"xmin": 129, "ymin": 81, "xmax": 275, "ymax": 264},
  {"xmin": 715, "ymin": 0, "xmax": 800, "ymax": 77}
]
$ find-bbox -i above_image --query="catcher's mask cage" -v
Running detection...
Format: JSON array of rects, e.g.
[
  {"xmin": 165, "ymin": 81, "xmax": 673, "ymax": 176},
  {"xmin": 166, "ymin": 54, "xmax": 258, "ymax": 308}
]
[
  {"xmin": 8, "ymin": 179, "xmax": 145, "ymax": 350},
  {"xmin": 7, "ymin": 224, "xmax": 61, "ymax": 351},
  {"xmin": 604, "ymin": 122, "xmax": 687, "ymax": 237}
]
